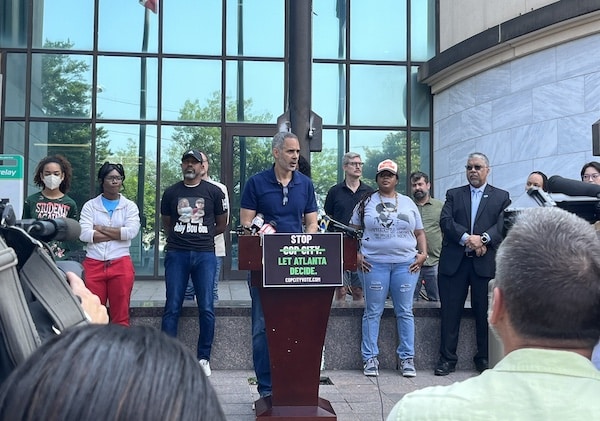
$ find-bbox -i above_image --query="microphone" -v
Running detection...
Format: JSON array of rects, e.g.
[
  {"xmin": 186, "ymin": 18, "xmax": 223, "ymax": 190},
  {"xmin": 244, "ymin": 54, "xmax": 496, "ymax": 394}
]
[
  {"xmin": 322, "ymin": 215, "xmax": 362, "ymax": 239},
  {"xmin": 19, "ymin": 218, "xmax": 81, "ymax": 242},
  {"xmin": 250, "ymin": 213, "xmax": 265, "ymax": 234},
  {"xmin": 258, "ymin": 220, "xmax": 277, "ymax": 235},
  {"xmin": 548, "ymin": 175, "xmax": 600, "ymax": 198}
]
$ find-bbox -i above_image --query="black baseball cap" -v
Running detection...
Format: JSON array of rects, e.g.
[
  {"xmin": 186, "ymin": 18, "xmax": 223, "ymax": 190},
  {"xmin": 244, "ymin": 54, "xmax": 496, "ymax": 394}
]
[{"xmin": 181, "ymin": 149, "xmax": 203, "ymax": 162}]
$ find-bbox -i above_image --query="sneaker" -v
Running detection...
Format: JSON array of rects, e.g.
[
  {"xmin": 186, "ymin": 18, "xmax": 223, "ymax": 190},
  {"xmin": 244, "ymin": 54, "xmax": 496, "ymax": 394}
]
[
  {"xmin": 199, "ymin": 359, "xmax": 212, "ymax": 377},
  {"xmin": 363, "ymin": 357, "xmax": 379, "ymax": 376},
  {"xmin": 400, "ymin": 358, "xmax": 416, "ymax": 377}
]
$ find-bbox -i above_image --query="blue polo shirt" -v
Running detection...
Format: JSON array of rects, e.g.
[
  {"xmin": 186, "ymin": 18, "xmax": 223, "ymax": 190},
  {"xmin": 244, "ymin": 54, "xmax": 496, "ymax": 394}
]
[{"xmin": 241, "ymin": 167, "xmax": 318, "ymax": 233}]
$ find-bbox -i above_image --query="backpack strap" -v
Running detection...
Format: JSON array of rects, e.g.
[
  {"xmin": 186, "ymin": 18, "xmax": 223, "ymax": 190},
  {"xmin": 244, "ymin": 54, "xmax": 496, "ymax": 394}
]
[{"xmin": 0, "ymin": 235, "xmax": 41, "ymax": 367}]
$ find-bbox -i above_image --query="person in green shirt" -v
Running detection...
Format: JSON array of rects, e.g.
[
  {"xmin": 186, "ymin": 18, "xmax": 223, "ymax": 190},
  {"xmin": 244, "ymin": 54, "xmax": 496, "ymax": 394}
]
[
  {"xmin": 410, "ymin": 171, "xmax": 443, "ymax": 301},
  {"xmin": 23, "ymin": 155, "xmax": 79, "ymax": 259}
]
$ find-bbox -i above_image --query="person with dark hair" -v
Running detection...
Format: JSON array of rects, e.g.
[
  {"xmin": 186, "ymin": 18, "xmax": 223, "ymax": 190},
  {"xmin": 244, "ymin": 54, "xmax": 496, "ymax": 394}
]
[
  {"xmin": 79, "ymin": 162, "xmax": 140, "ymax": 326},
  {"xmin": 240, "ymin": 131, "xmax": 318, "ymax": 398},
  {"xmin": 350, "ymin": 159, "xmax": 427, "ymax": 378},
  {"xmin": 0, "ymin": 324, "xmax": 226, "ymax": 420},
  {"xmin": 525, "ymin": 170, "xmax": 548, "ymax": 191},
  {"xmin": 161, "ymin": 149, "xmax": 228, "ymax": 377},
  {"xmin": 23, "ymin": 154, "xmax": 79, "ymax": 259},
  {"xmin": 581, "ymin": 161, "xmax": 600, "ymax": 184},
  {"xmin": 410, "ymin": 171, "xmax": 443, "ymax": 302},
  {"xmin": 387, "ymin": 207, "xmax": 600, "ymax": 420},
  {"xmin": 435, "ymin": 152, "xmax": 511, "ymax": 376}
]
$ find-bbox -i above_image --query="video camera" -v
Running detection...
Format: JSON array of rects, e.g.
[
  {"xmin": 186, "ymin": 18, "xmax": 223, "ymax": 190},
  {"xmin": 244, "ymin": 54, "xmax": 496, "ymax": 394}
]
[
  {"xmin": 503, "ymin": 176, "xmax": 600, "ymax": 234},
  {"xmin": 0, "ymin": 201, "xmax": 88, "ymax": 381}
]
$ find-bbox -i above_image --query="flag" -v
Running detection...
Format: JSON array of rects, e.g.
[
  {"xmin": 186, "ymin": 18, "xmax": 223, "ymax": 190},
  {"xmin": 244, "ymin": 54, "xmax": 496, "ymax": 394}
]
[{"xmin": 139, "ymin": 0, "xmax": 157, "ymax": 13}]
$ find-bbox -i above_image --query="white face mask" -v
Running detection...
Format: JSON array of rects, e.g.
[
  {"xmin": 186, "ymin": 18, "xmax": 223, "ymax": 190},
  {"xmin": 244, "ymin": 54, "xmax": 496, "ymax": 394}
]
[{"xmin": 43, "ymin": 174, "xmax": 63, "ymax": 190}]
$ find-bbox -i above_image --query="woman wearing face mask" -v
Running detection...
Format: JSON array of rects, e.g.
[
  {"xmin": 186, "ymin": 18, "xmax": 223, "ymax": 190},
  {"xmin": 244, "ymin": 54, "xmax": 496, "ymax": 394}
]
[
  {"xmin": 79, "ymin": 162, "xmax": 140, "ymax": 326},
  {"xmin": 23, "ymin": 155, "xmax": 79, "ymax": 259}
]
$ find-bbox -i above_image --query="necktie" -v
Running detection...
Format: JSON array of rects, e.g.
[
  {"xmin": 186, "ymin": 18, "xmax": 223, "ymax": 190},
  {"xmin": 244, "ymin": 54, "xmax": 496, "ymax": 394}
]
[{"xmin": 471, "ymin": 189, "xmax": 482, "ymax": 233}]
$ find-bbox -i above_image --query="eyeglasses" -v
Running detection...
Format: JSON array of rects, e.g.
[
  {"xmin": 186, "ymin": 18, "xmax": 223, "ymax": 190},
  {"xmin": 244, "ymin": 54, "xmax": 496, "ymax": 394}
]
[
  {"xmin": 106, "ymin": 176, "xmax": 124, "ymax": 183},
  {"xmin": 282, "ymin": 186, "xmax": 289, "ymax": 206},
  {"xmin": 582, "ymin": 173, "xmax": 600, "ymax": 181},
  {"xmin": 347, "ymin": 162, "xmax": 364, "ymax": 167},
  {"xmin": 465, "ymin": 165, "xmax": 486, "ymax": 171}
]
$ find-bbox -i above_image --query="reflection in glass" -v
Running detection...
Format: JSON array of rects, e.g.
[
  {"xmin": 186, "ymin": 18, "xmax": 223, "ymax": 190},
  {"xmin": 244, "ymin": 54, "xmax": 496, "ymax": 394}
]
[
  {"xmin": 97, "ymin": 56, "xmax": 158, "ymax": 120},
  {"xmin": 410, "ymin": 131, "xmax": 431, "ymax": 179},
  {"xmin": 30, "ymin": 53, "xmax": 93, "ymax": 119},
  {"xmin": 162, "ymin": 59, "xmax": 222, "ymax": 122},
  {"xmin": 226, "ymin": 0, "xmax": 284, "ymax": 57},
  {"xmin": 2, "ymin": 122, "xmax": 26, "ymax": 159},
  {"xmin": 35, "ymin": 0, "xmax": 94, "ymax": 50},
  {"xmin": 163, "ymin": 0, "xmax": 222, "ymax": 55},
  {"xmin": 411, "ymin": 0, "xmax": 436, "ymax": 61},
  {"xmin": 349, "ymin": 130, "xmax": 407, "ymax": 193},
  {"xmin": 313, "ymin": 63, "xmax": 346, "ymax": 126},
  {"xmin": 316, "ymin": 129, "xmax": 346, "ymax": 188},
  {"xmin": 98, "ymin": 1, "xmax": 158, "ymax": 53},
  {"xmin": 225, "ymin": 61, "xmax": 283, "ymax": 123},
  {"xmin": 411, "ymin": 66, "xmax": 431, "ymax": 127},
  {"xmin": 313, "ymin": 0, "xmax": 346, "ymax": 59},
  {"xmin": 350, "ymin": 65, "xmax": 407, "ymax": 126},
  {"xmin": 350, "ymin": 0, "xmax": 407, "ymax": 60},
  {"xmin": 28, "ymin": 121, "xmax": 93, "ymax": 209},
  {"xmin": 5, "ymin": 54, "xmax": 27, "ymax": 117}
]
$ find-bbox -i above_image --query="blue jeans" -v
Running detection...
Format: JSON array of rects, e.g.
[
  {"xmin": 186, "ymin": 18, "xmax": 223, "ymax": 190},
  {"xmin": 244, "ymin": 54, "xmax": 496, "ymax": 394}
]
[
  {"xmin": 184, "ymin": 256, "xmax": 223, "ymax": 302},
  {"xmin": 360, "ymin": 261, "xmax": 418, "ymax": 361},
  {"xmin": 248, "ymin": 274, "xmax": 272, "ymax": 397},
  {"xmin": 161, "ymin": 250, "xmax": 216, "ymax": 360}
]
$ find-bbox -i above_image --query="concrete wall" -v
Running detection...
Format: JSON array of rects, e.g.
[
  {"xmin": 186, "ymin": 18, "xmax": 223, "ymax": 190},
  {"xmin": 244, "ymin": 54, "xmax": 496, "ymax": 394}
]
[
  {"xmin": 439, "ymin": 0, "xmax": 558, "ymax": 51},
  {"xmin": 432, "ymin": 32, "xmax": 600, "ymax": 202},
  {"xmin": 131, "ymin": 306, "xmax": 477, "ymax": 371}
]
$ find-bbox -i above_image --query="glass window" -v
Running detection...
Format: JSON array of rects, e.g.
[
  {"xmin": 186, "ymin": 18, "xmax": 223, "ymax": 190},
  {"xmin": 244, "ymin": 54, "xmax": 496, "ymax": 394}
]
[
  {"xmin": 350, "ymin": 65, "xmax": 407, "ymax": 126},
  {"xmin": 0, "ymin": 1, "xmax": 27, "ymax": 48},
  {"xmin": 315, "ymin": 128, "xmax": 346, "ymax": 189},
  {"xmin": 98, "ymin": 0, "xmax": 158, "ymax": 53},
  {"xmin": 96, "ymin": 56, "xmax": 158, "ymax": 120},
  {"xmin": 411, "ymin": 0, "xmax": 436, "ymax": 61},
  {"xmin": 30, "ymin": 53, "xmax": 93, "ymax": 119},
  {"xmin": 349, "ymin": 129, "xmax": 407, "ymax": 193},
  {"xmin": 410, "ymin": 131, "xmax": 431, "ymax": 179},
  {"xmin": 313, "ymin": 63, "xmax": 346, "ymax": 126},
  {"xmin": 163, "ymin": 0, "xmax": 222, "ymax": 55},
  {"xmin": 226, "ymin": 0, "xmax": 284, "ymax": 57},
  {"xmin": 34, "ymin": 0, "xmax": 94, "ymax": 50},
  {"xmin": 28, "ymin": 121, "xmax": 93, "ymax": 208},
  {"xmin": 313, "ymin": 0, "xmax": 346, "ymax": 59},
  {"xmin": 410, "ymin": 66, "xmax": 430, "ymax": 127},
  {"xmin": 350, "ymin": 0, "xmax": 407, "ymax": 60},
  {"xmin": 225, "ymin": 61, "xmax": 283, "ymax": 123},
  {"xmin": 4, "ymin": 54, "xmax": 27, "ymax": 117},
  {"xmin": 162, "ymin": 59, "xmax": 222, "ymax": 122},
  {"xmin": 2, "ymin": 122, "xmax": 26, "ymax": 158}
]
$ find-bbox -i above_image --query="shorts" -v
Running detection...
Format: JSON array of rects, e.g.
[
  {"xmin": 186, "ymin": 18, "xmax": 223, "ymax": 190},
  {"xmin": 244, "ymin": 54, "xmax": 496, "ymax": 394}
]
[{"xmin": 343, "ymin": 270, "xmax": 362, "ymax": 288}]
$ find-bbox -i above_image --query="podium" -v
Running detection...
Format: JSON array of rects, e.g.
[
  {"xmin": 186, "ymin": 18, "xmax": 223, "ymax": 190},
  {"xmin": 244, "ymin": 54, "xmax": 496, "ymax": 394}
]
[{"xmin": 239, "ymin": 234, "xmax": 357, "ymax": 420}]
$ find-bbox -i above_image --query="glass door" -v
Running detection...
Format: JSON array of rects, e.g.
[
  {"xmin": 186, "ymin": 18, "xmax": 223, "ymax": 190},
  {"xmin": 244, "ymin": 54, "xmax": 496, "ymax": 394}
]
[{"xmin": 222, "ymin": 126, "xmax": 276, "ymax": 280}]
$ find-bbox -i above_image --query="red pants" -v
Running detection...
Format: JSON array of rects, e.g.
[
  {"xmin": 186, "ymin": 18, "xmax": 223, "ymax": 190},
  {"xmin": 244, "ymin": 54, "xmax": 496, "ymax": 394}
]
[{"xmin": 83, "ymin": 256, "xmax": 135, "ymax": 326}]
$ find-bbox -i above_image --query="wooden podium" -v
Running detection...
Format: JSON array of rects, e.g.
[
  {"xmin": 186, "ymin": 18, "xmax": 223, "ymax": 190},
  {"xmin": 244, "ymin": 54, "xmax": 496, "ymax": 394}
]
[{"xmin": 239, "ymin": 234, "xmax": 357, "ymax": 420}]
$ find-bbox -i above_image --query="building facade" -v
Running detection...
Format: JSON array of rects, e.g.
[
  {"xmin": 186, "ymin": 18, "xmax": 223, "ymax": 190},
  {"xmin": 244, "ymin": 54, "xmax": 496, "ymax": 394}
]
[{"xmin": 0, "ymin": 0, "xmax": 435, "ymax": 280}]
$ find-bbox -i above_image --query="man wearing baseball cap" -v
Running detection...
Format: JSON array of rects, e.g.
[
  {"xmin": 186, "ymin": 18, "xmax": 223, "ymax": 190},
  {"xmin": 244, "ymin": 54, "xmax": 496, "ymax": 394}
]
[{"xmin": 160, "ymin": 149, "xmax": 229, "ymax": 377}]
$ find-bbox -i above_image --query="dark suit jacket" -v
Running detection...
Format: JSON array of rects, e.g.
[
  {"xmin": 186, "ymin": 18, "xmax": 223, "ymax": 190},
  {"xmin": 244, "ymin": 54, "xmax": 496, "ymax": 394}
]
[{"xmin": 439, "ymin": 184, "xmax": 511, "ymax": 278}]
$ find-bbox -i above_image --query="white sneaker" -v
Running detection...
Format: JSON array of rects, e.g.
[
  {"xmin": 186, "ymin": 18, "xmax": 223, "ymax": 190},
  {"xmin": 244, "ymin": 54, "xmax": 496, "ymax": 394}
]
[{"xmin": 199, "ymin": 359, "xmax": 212, "ymax": 377}]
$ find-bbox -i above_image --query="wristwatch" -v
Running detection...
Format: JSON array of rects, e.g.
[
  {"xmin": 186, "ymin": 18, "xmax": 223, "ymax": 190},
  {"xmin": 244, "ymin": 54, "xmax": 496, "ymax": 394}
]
[{"xmin": 481, "ymin": 232, "xmax": 490, "ymax": 245}]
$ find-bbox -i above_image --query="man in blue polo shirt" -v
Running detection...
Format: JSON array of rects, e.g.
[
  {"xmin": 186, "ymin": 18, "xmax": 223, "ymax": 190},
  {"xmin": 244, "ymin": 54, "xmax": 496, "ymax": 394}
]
[{"xmin": 240, "ymin": 131, "xmax": 318, "ymax": 399}]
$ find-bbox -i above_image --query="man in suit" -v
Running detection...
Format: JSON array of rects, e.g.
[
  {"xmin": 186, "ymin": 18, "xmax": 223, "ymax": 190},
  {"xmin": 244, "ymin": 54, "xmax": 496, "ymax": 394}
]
[{"xmin": 434, "ymin": 152, "xmax": 510, "ymax": 376}]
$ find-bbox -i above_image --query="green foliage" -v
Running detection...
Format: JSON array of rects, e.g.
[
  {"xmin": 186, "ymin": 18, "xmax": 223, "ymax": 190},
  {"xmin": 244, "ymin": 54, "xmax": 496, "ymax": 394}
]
[{"xmin": 42, "ymin": 40, "xmax": 110, "ymax": 207}]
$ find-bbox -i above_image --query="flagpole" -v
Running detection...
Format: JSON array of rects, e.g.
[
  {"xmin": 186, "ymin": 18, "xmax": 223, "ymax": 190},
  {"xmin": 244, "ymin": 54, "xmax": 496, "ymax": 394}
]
[{"xmin": 138, "ymin": 7, "xmax": 149, "ymax": 227}]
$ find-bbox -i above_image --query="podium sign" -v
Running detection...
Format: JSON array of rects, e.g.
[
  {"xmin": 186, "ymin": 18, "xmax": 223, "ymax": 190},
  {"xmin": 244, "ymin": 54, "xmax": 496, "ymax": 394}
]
[{"xmin": 262, "ymin": 233, "xmax": 343, "ymax": 287}]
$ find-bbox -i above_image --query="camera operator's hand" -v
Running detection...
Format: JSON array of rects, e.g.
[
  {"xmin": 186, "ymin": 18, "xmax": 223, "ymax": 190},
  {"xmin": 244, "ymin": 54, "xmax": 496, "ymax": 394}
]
[{"xmin": 66, "ymin": 272, "xmax": 109, "ymax": 324}]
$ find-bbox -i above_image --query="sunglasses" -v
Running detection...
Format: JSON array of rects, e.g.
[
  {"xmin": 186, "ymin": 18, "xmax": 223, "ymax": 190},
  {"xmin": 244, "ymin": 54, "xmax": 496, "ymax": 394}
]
[
  {"xmin": 465, "ymin": 165, "xmax": 486, "ymax": 171},
  {"xmin": 282, "ymin": 186, "xmax": 289, "ymax": 206}
]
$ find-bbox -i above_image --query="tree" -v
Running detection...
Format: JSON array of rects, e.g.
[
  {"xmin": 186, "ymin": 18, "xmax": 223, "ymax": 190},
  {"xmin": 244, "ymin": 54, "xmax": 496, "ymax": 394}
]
[{"xmin": 41, "ymin": 40, "xmax": 110, "ymax": 207}]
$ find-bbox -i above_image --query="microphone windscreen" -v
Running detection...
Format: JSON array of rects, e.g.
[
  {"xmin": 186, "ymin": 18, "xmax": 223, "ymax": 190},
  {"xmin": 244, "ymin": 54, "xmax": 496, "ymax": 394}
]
[
  {"xmin": 548, "ymin": 175, "xmax": 600, "ymax": 198},
  {"xmin": 54, "ymin": 218, "xmax": 82, "ymax": 242}
]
